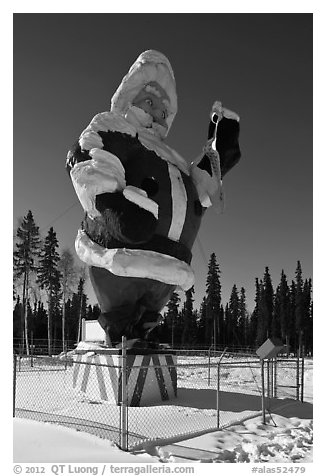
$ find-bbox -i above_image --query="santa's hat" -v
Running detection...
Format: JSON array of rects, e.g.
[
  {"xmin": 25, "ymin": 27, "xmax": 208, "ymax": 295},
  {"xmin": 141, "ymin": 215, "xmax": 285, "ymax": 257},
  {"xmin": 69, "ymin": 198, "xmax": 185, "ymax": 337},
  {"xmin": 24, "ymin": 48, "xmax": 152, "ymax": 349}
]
[{"xmin": 110, "ymin": 50, "xmax": 178, "ymax": 136}]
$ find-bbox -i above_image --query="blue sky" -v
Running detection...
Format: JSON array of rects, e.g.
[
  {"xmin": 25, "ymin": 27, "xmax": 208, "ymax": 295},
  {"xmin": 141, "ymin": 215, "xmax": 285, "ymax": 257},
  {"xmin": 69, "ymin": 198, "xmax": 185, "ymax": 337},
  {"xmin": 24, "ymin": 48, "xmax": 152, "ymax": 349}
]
[{"xmin": 13, "ymin": 13, "xmax": 312, "ymax": 311}]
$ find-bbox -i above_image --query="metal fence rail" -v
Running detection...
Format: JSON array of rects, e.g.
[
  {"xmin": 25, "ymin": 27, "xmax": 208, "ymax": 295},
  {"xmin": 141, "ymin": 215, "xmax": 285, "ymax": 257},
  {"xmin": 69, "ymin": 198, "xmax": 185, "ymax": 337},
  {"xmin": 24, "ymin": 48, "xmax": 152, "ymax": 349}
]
[{"xmin": 13, "ymin": 350, "xmax": 310, "ymax": 451}]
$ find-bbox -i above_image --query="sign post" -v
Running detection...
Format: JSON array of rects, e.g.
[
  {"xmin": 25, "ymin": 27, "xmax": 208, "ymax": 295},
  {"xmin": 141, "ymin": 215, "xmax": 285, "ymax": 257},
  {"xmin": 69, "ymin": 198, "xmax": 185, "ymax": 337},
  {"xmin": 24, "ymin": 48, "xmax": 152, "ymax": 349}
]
[{"xmin": 256, "ymin": 338, "xmax": 285, "ymax": 424}]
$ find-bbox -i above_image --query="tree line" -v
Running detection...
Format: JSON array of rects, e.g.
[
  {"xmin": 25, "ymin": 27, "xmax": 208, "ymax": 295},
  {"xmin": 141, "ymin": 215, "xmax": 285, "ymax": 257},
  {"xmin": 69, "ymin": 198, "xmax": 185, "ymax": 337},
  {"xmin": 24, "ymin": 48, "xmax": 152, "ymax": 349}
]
[
  {"xmin": 13, "ymin": 210, "xmax": 313, "ymax": 355},
  {"xmin": 13, "ymin": 210, "xmax": 100, "ymax": 355},
  {"xmin": 159, "ymin": 254, "xmax": 313, "ymax": 355}
]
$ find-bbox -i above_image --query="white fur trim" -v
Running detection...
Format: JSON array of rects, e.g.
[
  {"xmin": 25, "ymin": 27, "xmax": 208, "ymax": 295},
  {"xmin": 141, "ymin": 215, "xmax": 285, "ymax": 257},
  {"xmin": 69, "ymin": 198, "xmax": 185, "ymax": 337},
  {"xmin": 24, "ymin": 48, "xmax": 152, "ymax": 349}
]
[
  {"xmin": 75, "ymin": 229, "xmax": 194, "ymax": 291},
  {"xmin": 70, "ymin": 150, "xmax": 126, "ymax": 218},
  {"xmin": 123, "ymin": 185, "xmax": 159, "ymax": 219},
  {"xmin": 222, "ymin": 107, "xmax": 240, "ymax": 122},
  {"xmin": 124, "ymin": 106, "xmax": 154, "ymax": 129},
  {"xmin": 211, "ymin": 100, "xmax": 240, "ymax": 122},
  {"xmin": 79, "ymin": 109, "xmax": 189, "ymax": 175},
  {"xmin": 79, "ymin": 112, "xmax": 137, "ymax": 151},
  {"xmin": 167, "ymin": 164, "xmax": 187, "ymax": 241},
  {"xmin": 190, "ymin": 162, "xmax": 224, "ymax": 212},
  {"xmin": 89, "ymin": 148, "xmax": 126, "ymax": 179}
]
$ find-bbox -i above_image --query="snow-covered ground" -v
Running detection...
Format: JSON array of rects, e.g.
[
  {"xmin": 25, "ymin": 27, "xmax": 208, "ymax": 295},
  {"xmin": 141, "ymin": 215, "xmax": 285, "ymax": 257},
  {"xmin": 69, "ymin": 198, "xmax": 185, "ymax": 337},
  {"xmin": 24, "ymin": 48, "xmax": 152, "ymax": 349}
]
[
  {"xmin": 13, "ymin": 355, "xmax": 313, "ymax": 464},
  {"xmin": 13, "ymin": 418, "xmax": 157, "ymax": 463},
  {"xmin": 13, "ymin": 410, "xmax": 313, "ymax": 463}
]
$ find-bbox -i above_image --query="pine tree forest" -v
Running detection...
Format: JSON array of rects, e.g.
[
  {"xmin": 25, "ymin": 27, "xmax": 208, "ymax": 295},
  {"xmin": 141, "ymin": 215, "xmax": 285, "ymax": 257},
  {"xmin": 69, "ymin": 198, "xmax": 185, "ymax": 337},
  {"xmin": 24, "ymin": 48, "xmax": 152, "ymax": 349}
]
[{"xmin": 13, "ymin": 211, "xmax": 313, "ymax": 356}]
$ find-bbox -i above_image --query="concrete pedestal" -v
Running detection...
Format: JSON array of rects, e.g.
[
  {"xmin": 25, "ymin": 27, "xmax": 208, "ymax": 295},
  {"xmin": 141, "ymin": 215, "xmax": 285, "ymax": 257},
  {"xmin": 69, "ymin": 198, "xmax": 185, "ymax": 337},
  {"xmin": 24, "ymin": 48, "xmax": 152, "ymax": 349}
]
[{"xmin": 72, "ymin": 347, "xmax": 177, "ymax": 406}]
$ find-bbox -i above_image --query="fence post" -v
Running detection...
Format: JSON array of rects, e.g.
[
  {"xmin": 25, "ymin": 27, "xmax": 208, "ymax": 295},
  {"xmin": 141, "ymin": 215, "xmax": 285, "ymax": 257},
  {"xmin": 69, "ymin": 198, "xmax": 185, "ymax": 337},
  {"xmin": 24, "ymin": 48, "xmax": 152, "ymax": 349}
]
[
  {"xmin": 301, "ymin": 348, "xmax": 305, "ymax": 403},
  {"xmin": 296, "ymin": 353, "xmax": 300, "ymax": 401},
  {"xmin": 120, "ymin": 336, "xmax": 128, "ymax": 451},
  {"xmin": 208, "ymin": 347, "xmax": 211, "ymax": 386},
  {"xmin": 216, "ymin": 360, "xmax": 220, "ymax": 428},
  {"xmin": 261, "ymin": 359, "xmax": 266, "ymax": 424},
  {"xmin": 30, "ymin": 332, "xmax": 34, "ymax": 368},
  {"xmin": 13, "ymin": 354, "xmax": 17, "ymax": 417},
  {"xmin": 266, "ymin": 359, "xmax": 270, "ymax": 401},
  {"xmin": 216, "ymin": 347, "xmax": 227, "ymax": 429},
  {"xmin": 64, "ymin": 342, "xmax": 68, "ymax": 371}
]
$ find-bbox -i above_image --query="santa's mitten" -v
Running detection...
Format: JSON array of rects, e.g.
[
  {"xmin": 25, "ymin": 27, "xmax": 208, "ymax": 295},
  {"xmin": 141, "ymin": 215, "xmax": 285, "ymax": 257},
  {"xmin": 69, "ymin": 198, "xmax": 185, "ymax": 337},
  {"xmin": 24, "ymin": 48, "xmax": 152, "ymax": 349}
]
[
  {"xmin": 95, "ymin": 186, "xmax": 158, "ymax": 244},
  {"xmin": 207, "ymin": 101, "xmax": 241, "ymax": 178}
]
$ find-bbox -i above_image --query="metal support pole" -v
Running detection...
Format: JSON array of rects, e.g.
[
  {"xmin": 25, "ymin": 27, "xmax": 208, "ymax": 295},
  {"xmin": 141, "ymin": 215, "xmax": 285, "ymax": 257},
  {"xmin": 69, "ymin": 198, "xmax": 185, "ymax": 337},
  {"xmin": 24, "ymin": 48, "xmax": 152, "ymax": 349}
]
[
  {"xmin": 120, "ymin": 336, "xmax": 128, "ymax": 451},
  {"xmin": 13, "ymin": 354, "xmax": 17, "ymax": 417},
  {"xmin": 274, "ymin": 358, "xmax": 278, "ymax": 398},
  {"xmin": 267, "ymin": 359, "xmax": 270, "ymax": 401},
  {"xmin": 261, "ymin": 359, "xmax": 266, "ymax": 424}
]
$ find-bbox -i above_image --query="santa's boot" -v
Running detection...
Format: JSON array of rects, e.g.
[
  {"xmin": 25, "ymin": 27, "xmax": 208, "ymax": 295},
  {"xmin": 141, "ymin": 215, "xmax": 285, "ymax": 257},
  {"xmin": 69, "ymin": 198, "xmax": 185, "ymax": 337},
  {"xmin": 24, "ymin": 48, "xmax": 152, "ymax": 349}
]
[{"xmin": 131, "ymin": 311, "xmax": 162, "ymax": 347}]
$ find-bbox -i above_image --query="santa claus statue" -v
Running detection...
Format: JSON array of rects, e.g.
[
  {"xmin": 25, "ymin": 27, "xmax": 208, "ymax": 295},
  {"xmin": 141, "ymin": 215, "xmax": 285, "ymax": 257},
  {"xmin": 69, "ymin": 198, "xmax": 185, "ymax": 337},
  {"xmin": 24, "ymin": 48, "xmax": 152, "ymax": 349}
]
[{"xmin": 66, "ymin": 50, "xmax": 241, "ymax": 348}]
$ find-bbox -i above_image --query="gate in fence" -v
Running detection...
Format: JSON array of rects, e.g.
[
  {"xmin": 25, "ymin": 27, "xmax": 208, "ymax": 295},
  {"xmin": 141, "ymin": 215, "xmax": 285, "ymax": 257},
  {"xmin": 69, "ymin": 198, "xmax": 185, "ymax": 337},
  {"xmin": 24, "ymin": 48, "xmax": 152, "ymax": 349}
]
[{"xmin": 13, "ymin": 346, "xmax": 308, "ymax": 452}]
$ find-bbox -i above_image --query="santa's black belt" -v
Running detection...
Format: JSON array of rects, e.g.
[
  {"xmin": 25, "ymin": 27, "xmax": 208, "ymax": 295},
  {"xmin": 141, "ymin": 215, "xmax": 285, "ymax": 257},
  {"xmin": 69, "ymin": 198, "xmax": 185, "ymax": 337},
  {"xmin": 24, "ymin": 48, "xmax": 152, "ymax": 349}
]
[
  {"xmin": 137, "ymin": 234, "xmax": 192, "ymax": 264},
  {"xmin": 84, "ymin": 227, "xmax": 192, "ymax": 265}
]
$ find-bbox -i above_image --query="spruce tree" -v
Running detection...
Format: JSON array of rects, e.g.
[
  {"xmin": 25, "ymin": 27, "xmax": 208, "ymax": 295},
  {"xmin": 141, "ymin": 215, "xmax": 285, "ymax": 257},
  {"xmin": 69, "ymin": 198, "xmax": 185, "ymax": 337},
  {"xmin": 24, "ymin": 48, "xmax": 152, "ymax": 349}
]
[
  {"xmin": 92, "ymin": 304, "xmax": 101, "ymax": 320},
  {"xmin": 205, "ymin": 253, "xmax": 222, "ymax": 348},
  {"xmin": 13, "ymin": 296, "xmax": 23, "ymax": 344},
  {"xmin": 165, "ymin": 291, "xmax": 180, "ymax": 348},
  {"xmin": 197, "ymin": 296, "xmax": 207, "ymax": 345},
  {"xmin": 255, "ymin": 280, "xmax": 268, "ymax": 346},
  {"xmin": 58, "ymin": 249, "xmax": 78, "ymax": 351},
  {"xmin": 289, "ymin": 280, "xmax": 297, "ymax": 352},
  {"xmin": 86, "ymin": 305, "xmax": 93, "ymax": 320},
  {"xmin": 294, "ymin": 261, "xmax": 304, "ymax": 351},
  {"xmin": 224, "ymin": 303, "xmax": 230, "ymax": 345},
  {"xmin": 13, "ymin": 210, "xmax": 41, "ymax": 354},
  {"xmin": 277, "ymin": 270, "xmax": 291, "ymax": 346},
  {"xmin": 228, "ymin": 284, "xmax": 240, "ymax": 349},
  {"xmin": 65, "ymin": 298, "xmax": 74, "ymax": 344},
  {"xmin": 76, "ymin": 276, "xmax": 87, "ymax": 342},
  {"xmin": 302, "ymin": 278, "xmax": 313, "ymax": 355},
  {"xmin": 52, "ymin": 285, "xmax": 63, "ymax": 348},
  {"xmin": 37, "ymin": 227, "xmax": 62, "ymax": 355},
  {"xmin": 238, "ymin": 287, "xmax": 248, "ymax": 347},
  {"xmin": 263, "ymin": 267, "xmax": 274, "ymax": 337},
  {"xmin": 249, "ymin": 278, "xmax": 260, "ymax": 347},
  {"xmin": 33, "ymin": 301, "xmax": 48, "ymax": 343},
  {"xmin": 219, "ymin": 304, "xmax": 225, "ymax": 346},
  {"xmin": 272, "ymin": 286, "xmax": 282, "ymax": 339},
  {"xmin": 66, "ymin": 293, "xmax": 83, "ymax": 344},
  {"xmin": 181, "ymin": 286, "xmax": 196, "ymax": 346},
  {"xmin": 85, "ymin": 303, "xmax": 101, "ymax": 321}
]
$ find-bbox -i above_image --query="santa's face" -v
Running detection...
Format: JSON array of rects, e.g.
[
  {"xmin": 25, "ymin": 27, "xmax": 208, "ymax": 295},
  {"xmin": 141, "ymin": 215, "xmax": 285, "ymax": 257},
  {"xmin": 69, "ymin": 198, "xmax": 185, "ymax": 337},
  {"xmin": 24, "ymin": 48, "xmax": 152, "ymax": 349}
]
[{"xmin": 132, "ymin": 89, "xmax": 168, "ymax": 130}]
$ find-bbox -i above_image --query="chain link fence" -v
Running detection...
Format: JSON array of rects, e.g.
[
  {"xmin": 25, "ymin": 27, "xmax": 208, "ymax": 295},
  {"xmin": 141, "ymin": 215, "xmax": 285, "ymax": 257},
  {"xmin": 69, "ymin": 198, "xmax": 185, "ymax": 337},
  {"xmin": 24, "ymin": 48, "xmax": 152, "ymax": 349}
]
[
  {"xmin": 13, "ymin": 348, "xmax": 311, "ymax": 452},
  {"xmin": 13, "ymin": 354, "xmax": 124, "ymax": 446}
]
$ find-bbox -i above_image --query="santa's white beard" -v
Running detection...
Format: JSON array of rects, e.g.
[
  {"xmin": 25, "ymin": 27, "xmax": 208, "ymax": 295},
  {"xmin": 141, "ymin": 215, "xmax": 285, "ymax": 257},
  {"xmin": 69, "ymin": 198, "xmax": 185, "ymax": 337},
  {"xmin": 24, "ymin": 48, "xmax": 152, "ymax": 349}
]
[{"xmin": 125, "ymin": 106, "xmax": 167, "ymax": 139}]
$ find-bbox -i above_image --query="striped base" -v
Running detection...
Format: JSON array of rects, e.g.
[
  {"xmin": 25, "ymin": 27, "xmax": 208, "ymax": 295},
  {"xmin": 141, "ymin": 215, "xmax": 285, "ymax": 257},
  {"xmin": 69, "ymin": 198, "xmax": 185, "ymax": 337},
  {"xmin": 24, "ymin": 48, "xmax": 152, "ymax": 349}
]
[{"xmin": 72, "ymin": 350, "xmax": 177, "ymax": 406}]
